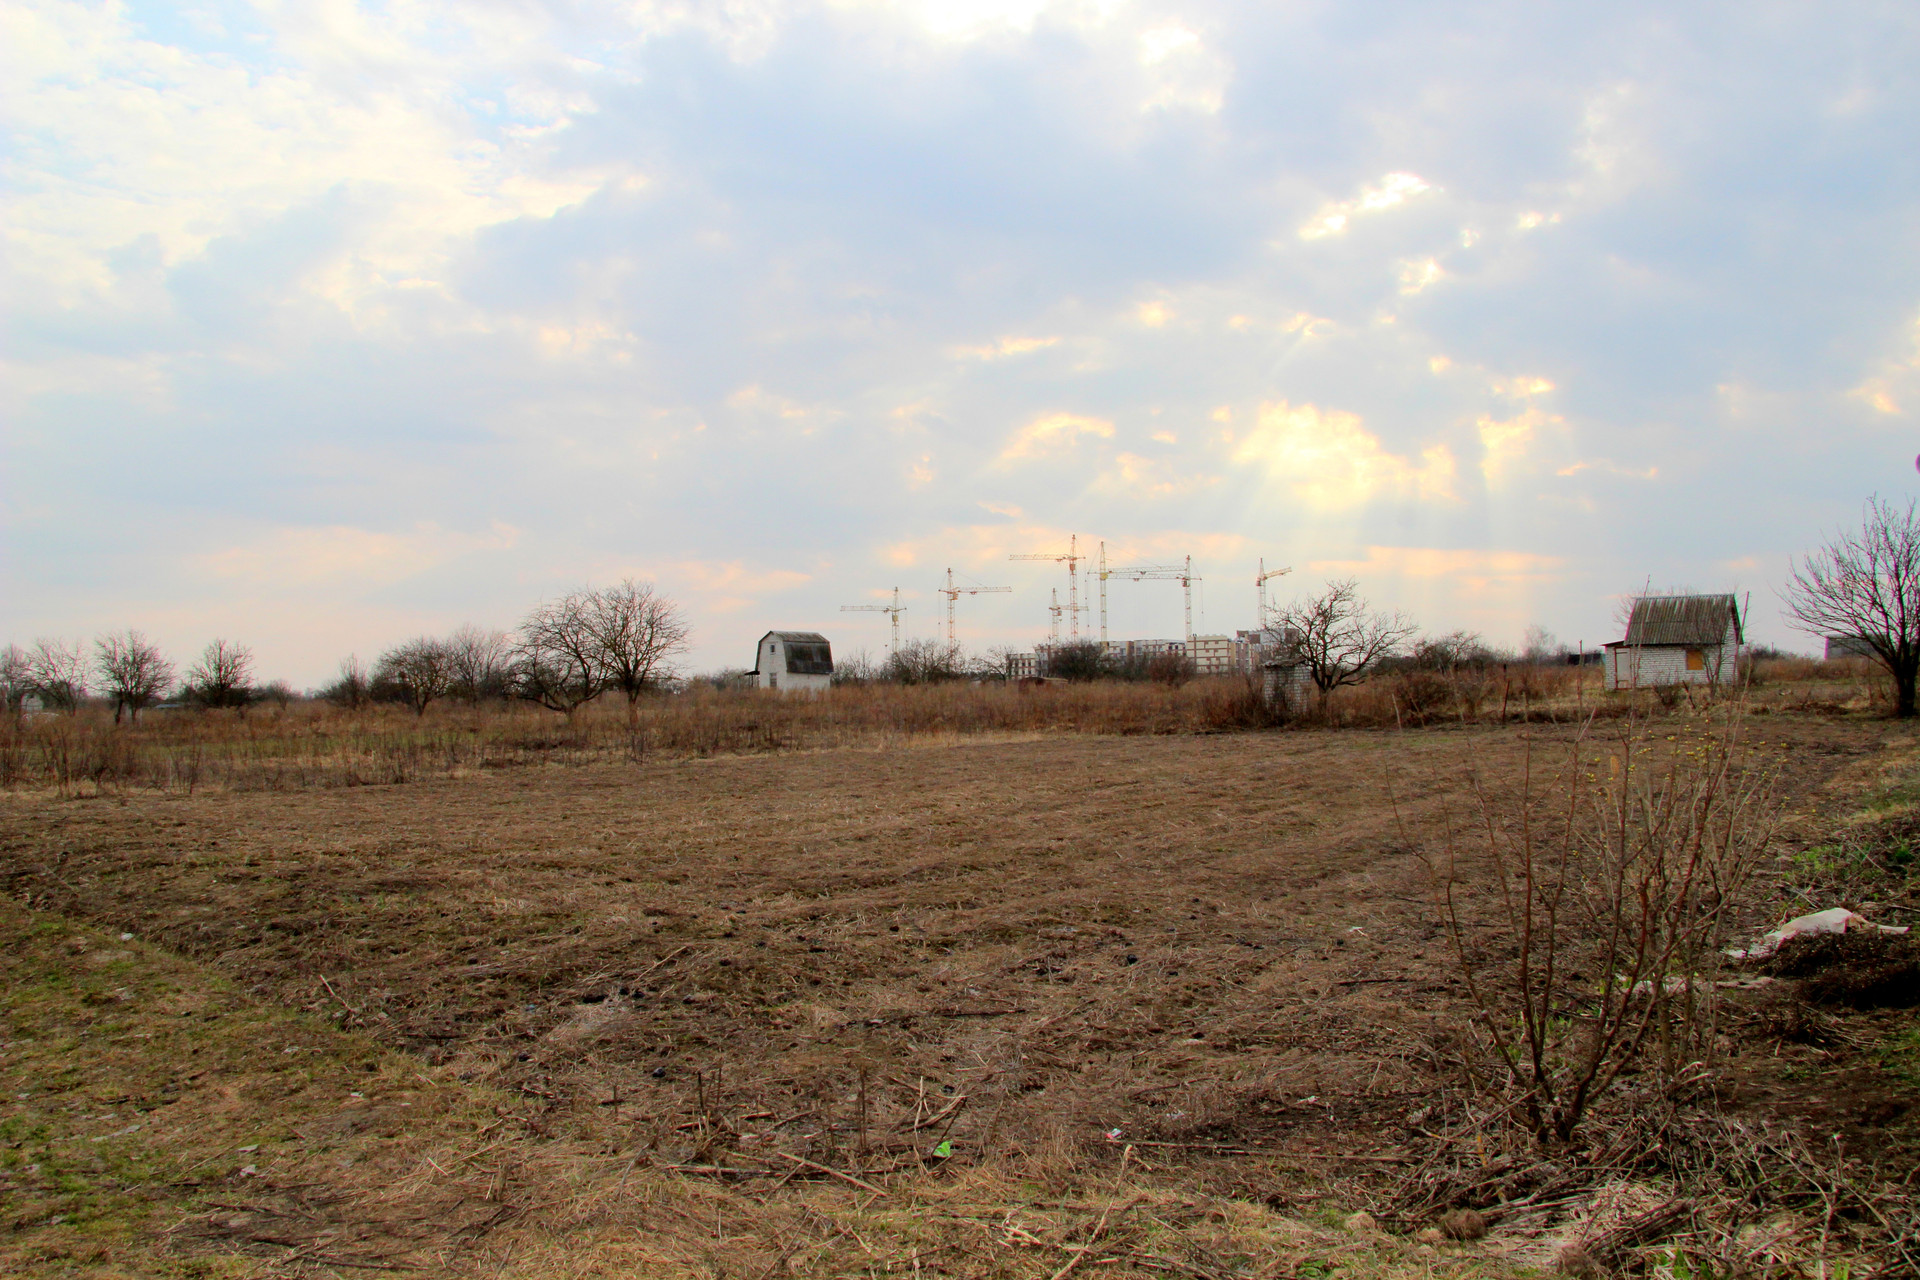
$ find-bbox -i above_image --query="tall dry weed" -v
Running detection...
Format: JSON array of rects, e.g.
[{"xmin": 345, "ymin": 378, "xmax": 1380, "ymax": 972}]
[{"xmin": 1422, "ymin": 706, "xmax": 1780, "ymax": 1146}]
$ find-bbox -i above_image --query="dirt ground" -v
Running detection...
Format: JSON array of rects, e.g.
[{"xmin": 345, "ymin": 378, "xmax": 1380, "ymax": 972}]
[{"xmin": 2, "ymin": 713, "xmax": 1915, "ymax": 1276}]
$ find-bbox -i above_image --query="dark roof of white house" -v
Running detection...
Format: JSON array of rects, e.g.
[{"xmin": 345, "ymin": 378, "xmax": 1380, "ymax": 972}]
[
  {"xmin": 754, "ymin": 631, "xmax": 833, "ymax": 676},
  {"xmin": 1609, "ymin": 594, "xmax": 1742, "ymax": 648}
]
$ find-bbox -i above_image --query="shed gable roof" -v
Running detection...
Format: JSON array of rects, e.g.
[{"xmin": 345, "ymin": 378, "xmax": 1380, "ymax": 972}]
[
  {"xmin": 1616, "ymin": 594, "xmax": 1742, "ymax": 647},
  {"xmin": 755, "ymin": 631, "xmax": 833, "ymax": 676}
]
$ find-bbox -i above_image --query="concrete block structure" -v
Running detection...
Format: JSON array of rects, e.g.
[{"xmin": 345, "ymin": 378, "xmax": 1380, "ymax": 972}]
[
  {"xmin": 1187, "ymin": 634, "xmax": 1237, "ymax": 676},
  {"xmin": 1603, "ymin": 595, "xmax": 1742, "ymax": 690}
]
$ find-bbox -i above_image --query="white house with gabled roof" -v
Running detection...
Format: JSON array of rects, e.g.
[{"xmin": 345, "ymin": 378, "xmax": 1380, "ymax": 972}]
[{"xmin": 751, "ymin": 631, "xmax": 834, "ymax": 694}]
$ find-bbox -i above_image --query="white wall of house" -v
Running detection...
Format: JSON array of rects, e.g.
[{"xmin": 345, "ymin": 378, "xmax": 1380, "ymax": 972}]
[
  {"xmin": 1604, "ymin": 637, "xmax": 1737, "ymax": 689},
  {"xmin": 753, "ymin": 635, "xmax": 833, "ymax": 695}
]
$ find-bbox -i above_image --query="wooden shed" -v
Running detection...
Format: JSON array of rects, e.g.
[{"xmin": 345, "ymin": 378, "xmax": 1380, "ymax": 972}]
[
  {"xmin": 1603, "ymin": 594, "xmax": 1743, "ymax": 689},
  {"xmin": 751, "ymin": 631, "xmax": 834, "ymax": 694}
]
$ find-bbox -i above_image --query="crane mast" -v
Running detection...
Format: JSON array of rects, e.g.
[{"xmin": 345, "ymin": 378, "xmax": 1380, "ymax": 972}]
[
  {"xmin": 1010, "ymin": 535, "xmax": 1088, "ymax": 640},
  {"xmin": 1256, "ymin": 559, "xmax": 1293, "ymax": 632},
  {"xmin": 937, "ymin": 568, "xmax": 1011, "ymax": 658},
  {"xmin": 1103, "ymin": 555, "xmax": 1199, "ymax": 647},
  {"xmin": 840, "ymin": 587, "xmax": 906, "ymax": 661}
]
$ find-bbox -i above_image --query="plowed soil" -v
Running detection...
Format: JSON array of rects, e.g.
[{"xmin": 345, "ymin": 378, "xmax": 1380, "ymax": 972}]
[{"xmin": 2, "ymin": 716, "xmax": 1905, "ymax": 1198}]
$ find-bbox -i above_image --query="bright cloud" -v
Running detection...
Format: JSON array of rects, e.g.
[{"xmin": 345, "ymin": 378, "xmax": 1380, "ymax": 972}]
[
  {"xmin": 1233, "ymin": 402, "xmax": 1456, "ymax": 507},
  {"xmin": 953, "ymin": 335, "xmax": 1060, "ymax": 360},
  {"xmin": 1848, "ymin": 312, "xmax": 1920, "ymax": 416},
  {"xmin": 1000, "ymin": 412, "xmax": 1116, "ymax": 460},
  {"xmin": 1298, "ymin": 172, "xmax": 1433, "ymax": 240},
  {"xmin": 1398, "ymin": 257, "xmax": 1443, "ymax": 295}
]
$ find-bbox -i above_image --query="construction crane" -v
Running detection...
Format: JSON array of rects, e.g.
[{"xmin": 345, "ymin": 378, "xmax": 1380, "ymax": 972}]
[
  {"xmin": 1046, "ymin": 588, "xmax": 1064, "ymax": 645},
  {"xmin": 1010, "ymin": 535, "xmax": 1089, "ymax": 641},
  {"xmin": 1101, "ymin": 554, "xmax": 1199, "ymax": 647},
  {"xmin": 840, "ymin": 587, "xmax": 906, "ymax": 662},
  {"xmin": 1256, "ymin": 558, "xmax": 1292, "ymax": 631},
  {"xmin": 936, "ymin": 568, "xmax": 1010, "ymax": 656}
]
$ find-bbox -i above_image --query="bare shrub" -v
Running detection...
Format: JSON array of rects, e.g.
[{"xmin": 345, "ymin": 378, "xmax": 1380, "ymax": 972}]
[
  {"xmin": 1, "ymin": 644, "xmax": 33, "ymax": 719},
  {"xmin": 1043, "ymin": 641, "xmax": 1107, "ymax": 683},
  {"xmin": 322, "ymin": 656, "xmax": 371, "ymax": 709},
  {"xmin": 1145, "ymin": 652, "xmax": 1195, "ymax": 686},
  {"xmin": 1424, "ymin": 709, "xmax": 1779, "ymax": 1147},
  {"xmin": 445, "ymin": 625, "xmax": 513, "ymax": 704},
  {"xmin": 887, "ymin": 637, "xmax": 967, "ymax": 684},
  {"xmin": 95, "ymin": 629, "xmax": 174, "ymax": 723}
]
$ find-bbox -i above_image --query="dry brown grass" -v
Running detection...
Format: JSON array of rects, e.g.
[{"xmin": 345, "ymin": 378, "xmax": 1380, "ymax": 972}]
[
  {"xmin": 4, "ymin": 704, "xmax": 1915, "ymax": 1275},
  {"xmin": 0, "ymin": 662, "xmax": 1738, "ymax": 797},
  {"xmin": 0, "ymin": 679, "xmax": 1282, "ymax": 795}
]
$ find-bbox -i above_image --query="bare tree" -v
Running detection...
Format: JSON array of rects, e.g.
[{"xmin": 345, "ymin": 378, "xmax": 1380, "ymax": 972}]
[
  {"xmin": 1273, "ymin": 580, "xmax": 1416, "ymax": 711},
  {"xmin": 515, "ymin": 592, "xmax": 603, "ymax": 715},
  {"xmin": 446, "ymin": 625, "xmax": 513, "ymax": 705},
  {"xmin": 95, "ymin": 630, "xmax": 175, "ymax": 723},
  {"xmin": 27, "ymin": 638, "xmax": 88, "ymax": 714},
  {"xmin": 186, "ymin": 639, "xmax": 254, "ymax": 709},
  {"xmin": 1, "ymin": 644, "xmax": 34, "ymax": 719},
  {"xmin": 1784, "ymin": 495, "xmax": 1920, "ymax": 717},
  {"xmin": 583, "ymin": 581, "xmax": 690, "ymax": 719},
  {"xmin": 375, "ymin": 637, "xmax": 454, "ymax": 716}
]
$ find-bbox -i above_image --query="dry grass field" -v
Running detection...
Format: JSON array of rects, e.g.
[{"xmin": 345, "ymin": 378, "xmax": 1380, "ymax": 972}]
[{"xmin": 2, "ymin": 688, "xmax": 1916, "ymax": 1277}]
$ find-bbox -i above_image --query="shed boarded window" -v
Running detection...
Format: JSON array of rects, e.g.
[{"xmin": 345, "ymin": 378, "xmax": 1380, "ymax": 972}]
[{"xmin": 1686, "ymin": 648, "xmax": 1706, "ymax": 671}]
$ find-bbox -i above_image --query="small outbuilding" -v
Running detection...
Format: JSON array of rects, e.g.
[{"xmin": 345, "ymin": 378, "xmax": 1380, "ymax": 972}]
[
  {"xmin": 1260, "ymin": 658, "xmax": 1315, "ymax": 708},
  {"xmin": 1825, "ymin": 635, "xmax": 1876, "ymax": 661},
  {"xmin": 751, "ymin": 631, "xmax": 834, "ymax": 694},
  {"xmin": 1603, "ymin": 594, "xmax": 1743, "ymax": 690}
]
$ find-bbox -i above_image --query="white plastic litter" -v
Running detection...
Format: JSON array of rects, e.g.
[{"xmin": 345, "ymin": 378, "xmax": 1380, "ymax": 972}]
[{"xmin": 1728, "ymin": 907, "xmax": 1909, "ymax": 961}]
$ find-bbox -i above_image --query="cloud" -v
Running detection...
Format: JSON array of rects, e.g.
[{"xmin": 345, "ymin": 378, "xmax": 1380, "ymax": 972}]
[
  {"xmin": 952, "ymin": 334, "xmax": 1060, "ymax": 360},
  {"xmin": 1398, "ymin": 257, "xmax": 1444, "ymax": 295},
  {"xmin": 999, "ymin": 412, "xmax": 1116, "ymax": 459},
  {"xmin": 1848, "ymin": 311, "xmax": 1920, "ymax": 417},
  {"xmin": 1476, "ymin": 407, "xmax": 1569, "ymax": 485},
  {"xmin": 661, "ymin": 560, "xmax": 813, "ymax": 613},
  {"xmin": 1135, "ymin": 301, "xmax": 1172, "ymax": 327},
  {"xmin": 1298, "ymin": 173, "xmax": 1433, "ymax": 240},
  {"xmin": 1097, "ymin": 452, "xmax": 1217, "ymax": 499},
  {"xmin": 9, "ymin": 1, "xmax": 1920, "ymax": 676},
  {"xmin": 1232, "ymin": 402, "xmax": 1456, "ymax": 508},
  {"xmin": 198, "ymin": 521, "xmax": 520, "ymax": 587},
  {"xmin": 1308, "ymin": 545, "xmax": 1565, "ymax": 588}
]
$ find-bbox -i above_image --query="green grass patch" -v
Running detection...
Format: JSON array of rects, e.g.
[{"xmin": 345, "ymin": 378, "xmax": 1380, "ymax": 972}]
[{"xmin": 0, "ymin": 900, "xmax": 513, "ymax": 1277}]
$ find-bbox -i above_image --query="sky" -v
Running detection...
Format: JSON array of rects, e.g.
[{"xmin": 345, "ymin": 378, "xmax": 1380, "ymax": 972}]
[{"xmin": 6, "ymin": 0, "xmax": 1920, "ymax": 685}]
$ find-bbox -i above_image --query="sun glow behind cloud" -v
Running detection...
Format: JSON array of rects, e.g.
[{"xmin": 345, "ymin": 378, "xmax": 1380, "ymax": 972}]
[
  {"xmin": 1232, "ymin": 402, "xmax": 1455, "ymax": 508},
  {"xmin": 1298, "ymin": 173, "xmax": 1433, "ymax": 240}
]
